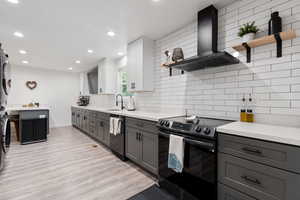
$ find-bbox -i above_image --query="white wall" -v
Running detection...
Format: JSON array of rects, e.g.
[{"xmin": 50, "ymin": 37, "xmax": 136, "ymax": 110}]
[
  {"xmin": 77, "ymin": 0, "xmax": 300, "ymax": 127},
  {"xmin": 8, "ymin": 65, "xmax": 80, "ymax": 128},
  {"xmin": 134, "ymin": 0, "xmax": 300, "ymax": 127}
]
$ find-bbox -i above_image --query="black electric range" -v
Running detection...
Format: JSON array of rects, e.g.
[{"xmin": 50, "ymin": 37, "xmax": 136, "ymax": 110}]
[
  {"xmin": 128, "ymin": 116, "xmax": 233, "ymax": 200},
  {"xmin": 157, "ymin": 116, "xmax": 232, "ymax": 200}
]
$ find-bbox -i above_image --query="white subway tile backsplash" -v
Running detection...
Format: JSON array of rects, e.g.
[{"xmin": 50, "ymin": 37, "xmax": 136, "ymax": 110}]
[
  {"xmin": 253, "ymin": 85, "xmax": 290, "ymax": 93},
  {"xmin": 134, "ymin": 0, "xmax": 300, "ymax": 123},
  {"xmin": 292, "ymin": 69, "xmax": 300, "ymax": 76},
  {"xmin": 292, "ymin": 84, "xmax": 300, "ymax": 91},
  {"xmin": 292, "ymin": 100, "xmax": 300, "ymax": 107}
]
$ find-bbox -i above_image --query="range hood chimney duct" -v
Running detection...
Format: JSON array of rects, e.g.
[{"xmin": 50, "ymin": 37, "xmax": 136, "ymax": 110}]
[{"xmin": 170, "ymin": 5, "xmax": 239, "ymax": 72}]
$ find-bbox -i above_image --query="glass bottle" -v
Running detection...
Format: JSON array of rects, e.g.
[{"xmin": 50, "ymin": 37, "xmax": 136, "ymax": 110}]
[
  {"xmin": 246, "ymin": 94, "xmax": 254, "ymax": 123},
  {"xmin": 240, "ymin": 94, "xmax": 247, "ymax": 122}
]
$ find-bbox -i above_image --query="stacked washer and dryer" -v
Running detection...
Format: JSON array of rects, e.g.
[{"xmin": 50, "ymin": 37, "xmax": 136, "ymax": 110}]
[{"xmin": 0, "ymin": 43, "xmax": 12, "ymax": 172}]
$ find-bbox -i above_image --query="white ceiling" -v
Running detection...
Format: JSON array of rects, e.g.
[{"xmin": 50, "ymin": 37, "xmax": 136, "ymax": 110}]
[{"xmin": 0, "ymin": 0, "xmax": 236, "ymax": 72}]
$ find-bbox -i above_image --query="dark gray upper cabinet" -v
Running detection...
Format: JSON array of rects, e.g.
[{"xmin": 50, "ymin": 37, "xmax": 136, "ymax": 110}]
[{"xmin": 125, "ymin": 117, "xmax": 158, "ymax": 175}]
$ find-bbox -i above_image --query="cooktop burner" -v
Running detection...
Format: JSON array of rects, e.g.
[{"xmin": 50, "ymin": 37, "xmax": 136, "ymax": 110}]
[{"xmin": 157, "ymin": 116, "xmax": 233, "ymax": 139}]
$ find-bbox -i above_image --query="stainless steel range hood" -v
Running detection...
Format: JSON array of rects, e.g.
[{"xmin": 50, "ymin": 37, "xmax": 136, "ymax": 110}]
[{"xmin": 170, "ymin": 5, "xmax": 239, "ymax": 72}]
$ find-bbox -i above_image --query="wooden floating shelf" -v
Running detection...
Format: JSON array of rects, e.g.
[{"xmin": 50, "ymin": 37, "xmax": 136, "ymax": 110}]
[{"xmin": 232, "ymin": 30, "xmax": 296, "ymax": 51}]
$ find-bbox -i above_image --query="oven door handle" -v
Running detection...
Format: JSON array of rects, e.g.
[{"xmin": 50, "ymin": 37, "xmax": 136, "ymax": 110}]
[
  {"xmin": 159, "ymin": 131, "xmax": 215, "ymax": 152},
  {"xmin": 184, "ymin": 138, "xmax": 215, "ymax": 152},
  {"xmin": 159, "ymin": 131, "xmax": 170, "ymax": 138}
]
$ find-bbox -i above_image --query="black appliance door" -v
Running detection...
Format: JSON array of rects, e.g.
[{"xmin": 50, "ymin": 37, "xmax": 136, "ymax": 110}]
[
  {"xmin": 2, "ymin": 62, "xmax": 11, "ymax": 96},
  {"xmin": 109, "ymin": 116, "xmax": 125, "ymax": 160},
  {"xmin": 1, "ymin": 115, "xmax": 9, "ymax": 153},
  {"xmin": 158, "ymin": 131, "xmax": 217, "ymax": 200}
]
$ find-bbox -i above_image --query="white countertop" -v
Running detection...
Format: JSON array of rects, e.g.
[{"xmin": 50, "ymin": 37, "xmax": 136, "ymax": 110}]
[
  {"xmin": 217, "ymin": 121, "xmax": 300, "ymax": 147},
  {"xmin": 6, "ymin": 106, "xmax": 50, "ymax": 111},
  {"xmin": 72, "ymin": 105, "xmax": 182, "ymax": 121}
]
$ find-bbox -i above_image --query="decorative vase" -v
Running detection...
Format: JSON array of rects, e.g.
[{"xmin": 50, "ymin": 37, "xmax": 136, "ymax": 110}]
[
  {"xmin": 172, "ymin": 48, "xmax": 184, "ymax": 62},
  {"xmin": 268, "ymin": 11, "xmax": 282, "ymax": 35},
  {"xmin": 242, "ymin": 33, "xmax": 255, "ymax": 43}
]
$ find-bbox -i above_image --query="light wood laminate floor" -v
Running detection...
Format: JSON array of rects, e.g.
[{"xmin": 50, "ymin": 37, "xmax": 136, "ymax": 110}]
[{"xmin": 0, "ymin": 126, "xmax": 155, "ymax": 200}]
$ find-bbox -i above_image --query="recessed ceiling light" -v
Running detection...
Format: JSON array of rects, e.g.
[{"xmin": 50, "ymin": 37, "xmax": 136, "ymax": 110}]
[
  {"xmin": 152, "ymin": 0, "xmax": 160, "ymax": 2},
  {"xmin": 88, "ymin": 49, "xmax": 94, "ymax": 54},
  {"xmin": 7, "ymin": 0, "xmax": 19, "ymax": 4},
  {"xmin": 19, "ymin": 50, "xmax": 27, "ymax": 54},
  {"xmin": 22, "ymin": 60, "xmax": 28, "ymax": 64},
  {"xmin": 68, "ymin": 67, "xmax": 73, "ymax": 70},
  {"xmin": 14, "ymin": 31, "xmax": 24, "ymax": 38},
  {"xmin": 75, "ymin": 60, "xmax": 81, "ymax": 64},
  {"xmin": 107, "ymin": 31, "xmax": 115, "ymax": 37},
  {"xmin": 117, "ymin": 52, "xmax": 124, "ymax": 56}
]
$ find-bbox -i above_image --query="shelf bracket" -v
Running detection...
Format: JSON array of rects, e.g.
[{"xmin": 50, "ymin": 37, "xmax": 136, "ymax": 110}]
[
  {"xmin": 168, "ymin": 68, "xmax": 184, "ymax": 77},
  {"xmin": 274, "ymin": 33, "xmax": 282, "ymax": 58},
  {"xmin": 242, "ymin": 42, "xmax": 251, "ymax": 63}
]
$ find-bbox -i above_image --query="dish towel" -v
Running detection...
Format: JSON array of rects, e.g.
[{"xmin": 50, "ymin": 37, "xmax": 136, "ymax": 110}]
[
  {"xmin": 113, "ymin": 118, "xmax": 121, "ymax": 136},
  {"xmin": 168, "ymin": 134, "xmax": 184, "ymax": 173},
  {"xmin": 109, "ymin": 117, "xmax": 122, "ymax": 136},
  {"xmin": 109, "ymin": 117, "xmax": 115, "ymax": 135}
]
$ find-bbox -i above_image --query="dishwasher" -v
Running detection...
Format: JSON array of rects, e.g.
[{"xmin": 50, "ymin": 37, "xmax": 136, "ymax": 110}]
[{"xmin": 109, "ymin": 114, "xmax": 126, "ymax": 161}]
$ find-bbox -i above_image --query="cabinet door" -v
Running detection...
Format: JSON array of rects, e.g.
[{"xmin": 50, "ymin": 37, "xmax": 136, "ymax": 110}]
[
  {"xmin": 127, "ymin": 40, "xmax": 136, "ymax": 92},
  {"xmin": 83, "ymin": 112, "xmax": 89, "ymax": 133},
  {"xmin": 218, "ymin": 153, "xmax": 300, "ymax": 200},
  {"xmin": 98, "ymin": 58, "xmax": 117, "ymax": 95},
  {"xmin": 75, "ymin": 111, "xmax": 80, "ymax": 127},
  {"xmin": 102, "ymin": 121, "xmax": 110, "ymax": 146},
  {"xmin": 127, "ymin": 37, "xmax": 153, "ymax": 92},
  {"xmin": 71, "ymin": 110, "xmax": 75, "ymax": 125},
  {"xmin": 218, "ymin": 184, "xmax": 256, "ymax": 200},
  {"xmin": 80, "ymin": 112, "xmax": 84, "ymax": 130},
  {"xmin": 21, "ymin": 120, "xmax": 34, "ymax": 144},
  {"xmin": 96, "ymin": 120, "xmax": 104, "ymax": 142},
  {"xmin": 140, "ymin": 130, "xmax": 158, "ymax": 174},
  {"xmin": 33, "ymin": 119, "xmax": 47, "ymax": 141},
  {"xmin": 127, "ymin": 39, "xmax": 143, "ymax": 92},
  {"xmin": 125, "ymin": 127, "xmax": 140, "ymax": 163},
  {"xmin": 98, "ymin": 61, "xmax": 104, "ymax": 94}
]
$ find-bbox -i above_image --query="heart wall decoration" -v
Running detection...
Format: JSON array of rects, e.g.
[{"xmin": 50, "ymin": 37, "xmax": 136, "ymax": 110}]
[{"xmin": 26, "ymin": 81, "xmax": 37, "ymax": 90}]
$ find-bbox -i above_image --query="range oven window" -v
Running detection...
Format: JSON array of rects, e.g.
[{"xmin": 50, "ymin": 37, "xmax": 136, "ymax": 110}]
[{"xmin": 159, "ymin": 132, "xmax": 217, "ymax": 200}]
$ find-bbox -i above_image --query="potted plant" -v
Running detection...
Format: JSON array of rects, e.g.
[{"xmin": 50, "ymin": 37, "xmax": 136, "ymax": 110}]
[{"xmin": 238, "ymin": 21, "xmax": 259, "ymax": 43}]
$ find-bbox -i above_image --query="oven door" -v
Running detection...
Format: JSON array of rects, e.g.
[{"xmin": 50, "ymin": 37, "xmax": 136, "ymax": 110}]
[{"xmin": 158, "ymin": 130, "xmax": 217, "ymax": 200}]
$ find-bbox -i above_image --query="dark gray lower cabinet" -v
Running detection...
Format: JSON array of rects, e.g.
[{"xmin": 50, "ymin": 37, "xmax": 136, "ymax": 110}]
[
  {"xmin": 218, "ymin": 184, "xmax": 256, "ymax": 200},
  {"xmin": 126, "ymin": 127, "xmax": 140, "ymax": 163},
  {"xmin": 71, "ymin": 107, "xmax": 110, "ymax": 147},
  {"xmin": 71, "ymin": 108, "xmax": 158, "ymax": 175},
  {"xmin": 125, "ymin": 120, "xmax": 158, "ymax": 175},
  {"xmin": 94, "ymin": 119, "xmax": 109, "ymax": 146},
  {"xmin": 218, "ymin": 133, "xmax": 300, "ymax": 200},
  {"xmin": 140, "ymin": 130, "xmax": 158, "ymax": 173}
]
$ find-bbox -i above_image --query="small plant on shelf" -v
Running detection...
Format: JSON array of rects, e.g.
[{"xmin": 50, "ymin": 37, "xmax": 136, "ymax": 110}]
[{"xmin": 238, "ymin": 21, "xmax": 259, "ymax": 43}]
